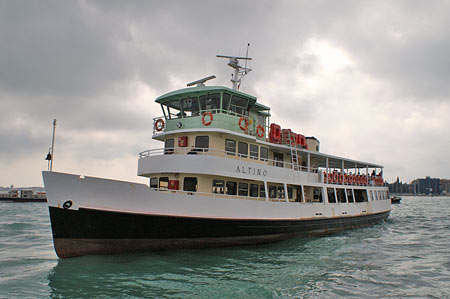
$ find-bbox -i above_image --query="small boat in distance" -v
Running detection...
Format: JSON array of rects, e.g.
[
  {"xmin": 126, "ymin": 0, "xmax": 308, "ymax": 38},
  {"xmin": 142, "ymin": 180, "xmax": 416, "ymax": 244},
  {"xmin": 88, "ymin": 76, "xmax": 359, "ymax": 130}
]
[
  {"xmin": 43, "ymin": 53, "xmax": 391, "ymax": 258},
  {"xmin": 391, "ymin": 196, "xmax": 402, "ymax": 204}
]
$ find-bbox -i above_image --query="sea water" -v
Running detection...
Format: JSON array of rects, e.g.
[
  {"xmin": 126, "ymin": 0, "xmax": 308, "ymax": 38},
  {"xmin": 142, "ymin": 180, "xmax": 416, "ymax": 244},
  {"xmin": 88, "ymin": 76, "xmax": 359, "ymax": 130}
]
[{"xmin": 1, "ymin": 197, "xmax": 449, "ymax": 298}]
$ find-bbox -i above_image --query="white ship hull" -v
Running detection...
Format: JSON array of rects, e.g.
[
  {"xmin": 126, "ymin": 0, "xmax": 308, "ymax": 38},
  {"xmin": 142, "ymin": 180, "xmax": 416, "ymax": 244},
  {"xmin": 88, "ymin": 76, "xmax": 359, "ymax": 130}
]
[{"xmin": 43, "ymin": 171, "xmax": 391, "ymax": 258}]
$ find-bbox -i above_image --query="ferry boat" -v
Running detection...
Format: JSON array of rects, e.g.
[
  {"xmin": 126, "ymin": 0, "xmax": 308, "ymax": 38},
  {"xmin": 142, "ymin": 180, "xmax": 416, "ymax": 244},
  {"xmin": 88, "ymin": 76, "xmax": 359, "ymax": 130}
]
[{"xmin": 43, "ymin": 54, "xmax": 391, "ymax": 258}]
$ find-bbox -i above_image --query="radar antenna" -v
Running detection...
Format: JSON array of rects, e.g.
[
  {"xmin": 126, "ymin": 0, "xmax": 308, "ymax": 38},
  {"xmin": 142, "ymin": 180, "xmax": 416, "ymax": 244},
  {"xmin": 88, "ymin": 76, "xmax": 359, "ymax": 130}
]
[
  {"xmin": 217, "ymin": 44, "xmax": 252, "ymax": 90},
  {"xmin": 187, "ymin": 75, "xmax": 216, "ymax": 87}
]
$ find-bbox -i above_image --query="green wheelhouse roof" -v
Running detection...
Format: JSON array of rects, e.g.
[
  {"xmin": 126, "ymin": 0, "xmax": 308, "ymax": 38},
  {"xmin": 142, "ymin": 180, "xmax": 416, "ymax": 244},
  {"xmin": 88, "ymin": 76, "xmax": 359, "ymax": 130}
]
[{"xmin": 155, "ymin": 86, "xmax": 258, "ymax": 105}]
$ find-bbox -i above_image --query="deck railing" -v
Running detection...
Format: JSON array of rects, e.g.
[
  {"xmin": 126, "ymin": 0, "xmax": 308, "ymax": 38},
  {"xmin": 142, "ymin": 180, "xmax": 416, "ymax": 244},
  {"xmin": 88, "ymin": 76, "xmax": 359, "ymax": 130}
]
[{"xmin": 139, "ymin": 146, "xmax": 319, "ymax": 174}]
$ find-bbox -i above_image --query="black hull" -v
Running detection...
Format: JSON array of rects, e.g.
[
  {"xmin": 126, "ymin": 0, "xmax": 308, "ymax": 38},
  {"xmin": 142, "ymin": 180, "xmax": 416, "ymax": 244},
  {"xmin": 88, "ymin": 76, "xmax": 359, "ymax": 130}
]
[{"xmin": 49, "ymin": 207, "xmax": 390, "ymax": 258}]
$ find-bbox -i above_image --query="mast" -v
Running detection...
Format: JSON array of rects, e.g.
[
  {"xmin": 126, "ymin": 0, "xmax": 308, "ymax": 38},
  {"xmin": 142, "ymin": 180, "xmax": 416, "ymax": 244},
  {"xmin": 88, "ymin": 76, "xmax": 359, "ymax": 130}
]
[{"xmin": 217, "ymin": 44, "xmax": 252, "ymax": 90}]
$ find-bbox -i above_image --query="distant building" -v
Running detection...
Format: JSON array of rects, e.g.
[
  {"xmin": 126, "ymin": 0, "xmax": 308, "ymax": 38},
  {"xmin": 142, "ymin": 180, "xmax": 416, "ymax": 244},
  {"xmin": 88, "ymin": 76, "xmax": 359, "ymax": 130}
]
[
  {"xmin": 440, "ymin": 179, "xmax": 450, "ymax": 195},
  {"xmin": 388, "ymin": 177, "xmax": 414, "ymax": 194},
  {"xmin": 411, "ymin": 176, "xmax": 441, "ymax": 195}
]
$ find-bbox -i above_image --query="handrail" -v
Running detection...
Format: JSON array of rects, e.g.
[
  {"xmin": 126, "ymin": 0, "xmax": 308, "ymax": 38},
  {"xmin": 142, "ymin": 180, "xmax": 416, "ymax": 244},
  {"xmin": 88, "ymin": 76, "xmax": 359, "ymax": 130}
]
[
  {"xmin": 148, "ymin": 187, "xmax": 310, "ymax": 203},
  {"xmin": 151, "ymin": 108, "xmax": 268, "ymax": 138},
  {"xmin": 139, "ymin": 146, "xmax": 320, "ymax": 174}
]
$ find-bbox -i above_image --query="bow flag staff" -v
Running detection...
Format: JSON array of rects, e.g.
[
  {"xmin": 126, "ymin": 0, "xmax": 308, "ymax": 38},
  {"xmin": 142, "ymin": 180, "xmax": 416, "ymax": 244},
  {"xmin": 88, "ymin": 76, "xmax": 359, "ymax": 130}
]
[{"xmin": 45, "ymin": 119, "xmax": 56, "ymax": 171}]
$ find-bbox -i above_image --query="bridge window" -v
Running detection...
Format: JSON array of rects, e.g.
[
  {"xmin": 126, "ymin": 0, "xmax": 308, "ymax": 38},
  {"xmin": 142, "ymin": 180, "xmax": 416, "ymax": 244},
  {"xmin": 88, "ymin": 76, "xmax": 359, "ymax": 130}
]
[
  {"xmin": 230, "ymin": 95, "xmax": 248, "ymax": 116},
  {"xmin": 199, "ymin": 93, "xmax": 220, "ymax": 113},
  {"xmin": 163, "ymin": 99, "xmax": 183, "ymax": 119},
  {"xmin": 181, "ymin": 97, "xmax": 199, "ymax": 117},
  {"xmin": 222, "ymin": 93, "xmax": 231, "ymax": 112}
]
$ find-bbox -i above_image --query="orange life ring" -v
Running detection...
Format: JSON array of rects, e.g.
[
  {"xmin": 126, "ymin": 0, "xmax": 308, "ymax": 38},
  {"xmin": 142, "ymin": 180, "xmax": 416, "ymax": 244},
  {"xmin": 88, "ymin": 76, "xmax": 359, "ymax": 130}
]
[
  {"xmin": 323, "ymin": 172, "xmax": 327, "ymax": 183},
  {"xmin": 202, "ymin": 112, "xmax": 213, "ymax": 126},
  {"xmin": 338, "ymin": 174, "xmax": 344, "ymax": 184},
  {"xmin": 256, "ymin": 125, "xmax": 265, "ymax": 138},
  {"xmin": 155, "ymin": 118, "xmax": 165, "ymax": 132},
  {"xmin": 239, "ymin": 117, "xmax": 249, "ymax": 131},
  {"xmin": 333, "ymin": 172, "xmax": 338, "ymax": 183},
  {"xmin": 328, "ymin": 173, "xmax": 333, "ymax": 183}
]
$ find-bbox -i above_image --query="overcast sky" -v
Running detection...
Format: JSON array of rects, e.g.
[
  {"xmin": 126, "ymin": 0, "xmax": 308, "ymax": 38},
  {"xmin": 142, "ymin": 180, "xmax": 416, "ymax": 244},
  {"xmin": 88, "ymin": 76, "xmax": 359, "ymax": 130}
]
[{"xmin": 1, "ymin": 0, "xmax": 449, "ymax": 187}]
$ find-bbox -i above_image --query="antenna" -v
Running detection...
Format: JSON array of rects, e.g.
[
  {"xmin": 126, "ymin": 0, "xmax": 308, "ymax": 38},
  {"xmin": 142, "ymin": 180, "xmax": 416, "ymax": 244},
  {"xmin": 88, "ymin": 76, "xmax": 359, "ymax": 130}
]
[
  {"xmin": 217, "ymin": 45, "xmax": 252, "ymax": 90},
  {"xmin": 187, "ymin": 75, "xmax": 216, "ymax": 87}
]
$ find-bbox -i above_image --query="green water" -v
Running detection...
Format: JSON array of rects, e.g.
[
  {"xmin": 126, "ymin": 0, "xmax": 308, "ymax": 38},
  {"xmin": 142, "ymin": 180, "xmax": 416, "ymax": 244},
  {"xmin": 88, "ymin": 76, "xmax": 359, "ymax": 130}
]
[{"xmin": 1, "ymin": 197, "xmax": 449, "ymax": 298}]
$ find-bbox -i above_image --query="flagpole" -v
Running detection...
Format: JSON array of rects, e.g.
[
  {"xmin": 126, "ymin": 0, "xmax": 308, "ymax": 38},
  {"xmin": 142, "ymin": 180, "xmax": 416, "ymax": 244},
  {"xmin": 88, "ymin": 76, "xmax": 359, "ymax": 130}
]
[{"xmin": 50, "ymin": 119, "xmax": 56, "ymax": 172}]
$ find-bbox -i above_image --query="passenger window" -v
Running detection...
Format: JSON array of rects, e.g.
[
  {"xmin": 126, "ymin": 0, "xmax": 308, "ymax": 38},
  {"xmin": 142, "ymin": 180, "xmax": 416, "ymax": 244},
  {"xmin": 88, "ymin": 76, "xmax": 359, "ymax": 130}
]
[
  {"xmin": 238, "ymin": 183, "xmax": 249, "ymax": 196},
  {"xmin": 260, "ymin": 147, "xmax": 268, "ymax": 161},
  {"xmin": 296, "ymin": 186, "xmax": 303, "ymax": 202},
  {"xmin": 269, "ymin": 185, "xmax": 277, "ymax": 198},
  {"xmin": 159, "ymin": 177, "xmax": 169, "ymax": 189},
  {"xmin": 277, "ymin": 186, "xmax": 285, "ymax": 199},
  {"xmin": 274, "ymin": 152, "xmax": 283, "ymax": 167},
  {"xmin": 183, "ymin": 177, "xmax": 197, "ymax": 192},
  {"xmin": 164, "ymin": 139, "xmax": 174, "ymax": 154},
  {"xmin": 150, "ymin": 177, "xmax": 158, "ymax": 189},
  {"xmin": 226, "ymin": 181, "xmax": 237, "ymax": 195},
  {"xmin": 327, "ymin": 188, "xmax": 336, "ymax": 203},
  {"xmin": 250, "ymin": 184, "xmax": 259, "ymax": 197},
  {"xmin": 288, "ymin": 186, "xmax": 293, "ymax": 199},
  {"xmin": 259, "ymin": 185, "xmax": 266, "ymax": 198},
  {"xmin": 195, "ymin": 136, "xmax": 209, "ymax": 152},
  {"xmin": 212, "ymin": 180, "xmax": 224, "ymax": 194},
  {"xmin": 369, "ymin": 190, "xmax": 374, "ymax": 201},
  {"xmin": 313, "ymin": 187, "xmax": 323, "ymax": 202},
  {"xmin": 238, "ymin": 142, "xmax": 248, "ymax": 158},
  {"xmin": 337, "ymin": 188, "xmax": 346, "ymax": 203},
  {"xmin": 346, "ymin": 189, "xmax": 354, "ymax": 203},
  {"xmin": 250, "ymin": 144, "xmax": 258, "ymax": 160},
  {"xmin": 225, "ymin": 139, "xmax": 236, "ymax": 156}
]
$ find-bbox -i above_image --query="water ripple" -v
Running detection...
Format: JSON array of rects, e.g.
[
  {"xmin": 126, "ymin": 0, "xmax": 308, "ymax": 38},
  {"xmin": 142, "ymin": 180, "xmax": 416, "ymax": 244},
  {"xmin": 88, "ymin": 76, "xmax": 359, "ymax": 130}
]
[{"xmin": 1, "ymin": 198, "xmax": 450, "ymax": 298}]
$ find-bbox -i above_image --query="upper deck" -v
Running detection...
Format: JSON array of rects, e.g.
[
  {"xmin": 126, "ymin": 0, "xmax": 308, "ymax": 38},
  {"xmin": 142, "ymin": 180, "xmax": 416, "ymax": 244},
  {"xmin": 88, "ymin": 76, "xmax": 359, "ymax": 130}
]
[{"xmin": 152, "ymin": 85, "xmax": 271, "ymax": 141}]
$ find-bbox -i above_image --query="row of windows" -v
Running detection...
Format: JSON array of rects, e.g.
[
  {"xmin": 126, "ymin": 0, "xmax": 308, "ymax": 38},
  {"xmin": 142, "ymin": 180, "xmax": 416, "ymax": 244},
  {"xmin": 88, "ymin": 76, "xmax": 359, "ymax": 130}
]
[
  {"xmin": 225, "ymin": 139, "xmax": 269, "ymax": 160},
  {"xmin": 151, "ymin": 176, "xmax": 388, "ymax": 203},
  {"xmin": 164, "ymin": 136, "xmax": 209, "ymax": 154},
  {"xmin": 162, "ymin": 93, "xmax": 250, "ymax": 120}
]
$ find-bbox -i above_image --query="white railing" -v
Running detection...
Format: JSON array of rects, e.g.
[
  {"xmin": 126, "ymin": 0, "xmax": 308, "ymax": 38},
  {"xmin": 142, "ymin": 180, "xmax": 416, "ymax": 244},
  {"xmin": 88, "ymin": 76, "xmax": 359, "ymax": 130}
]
[
  {"xmin": 139, "ymin": 146, "xmax": 320, "ymax": 174},
  {"xmin": 148, "ymin": 187, "xmax": 305, "ymax": 203}
]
